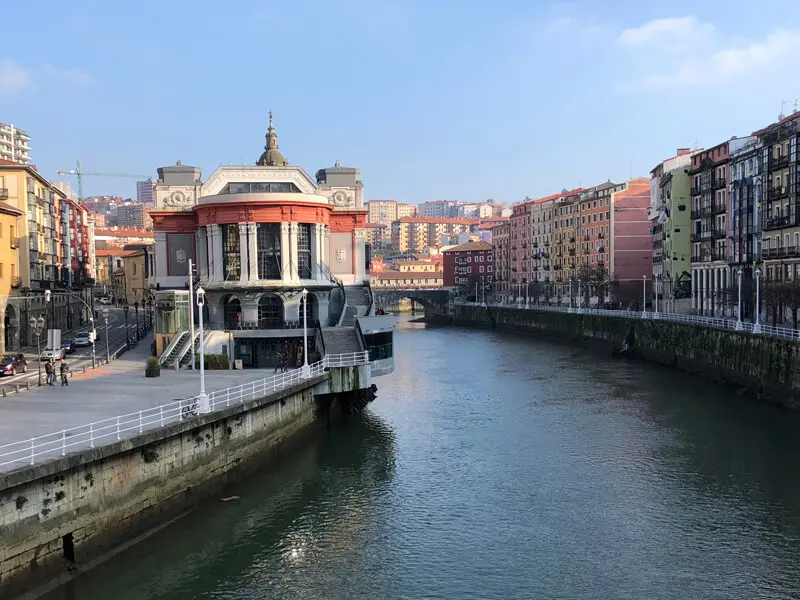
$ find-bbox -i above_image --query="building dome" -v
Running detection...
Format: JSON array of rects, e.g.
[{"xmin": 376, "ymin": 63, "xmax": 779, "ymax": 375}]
[{"xmin": 256, "ymin": 111, "xmax": 288, "ymax": 167}]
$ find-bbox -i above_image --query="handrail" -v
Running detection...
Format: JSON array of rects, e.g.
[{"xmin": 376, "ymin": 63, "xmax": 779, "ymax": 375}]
[
  {"xmin": 0, "ymin": 352, "xmax": 370, "ymax": 469},
  {"xmin": 336, "ymin": 281, "xmax": 348, "ymax": 327},
  {"xmin": 458, "ymin": 301, "xmax": 800, "ymax": 341},
  {"xmin": 159, "ymin": 331, "xmax": 188, "ymax": 366}
]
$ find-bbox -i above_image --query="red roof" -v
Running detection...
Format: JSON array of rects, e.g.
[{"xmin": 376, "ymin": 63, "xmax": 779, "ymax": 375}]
[{"xmin": 441, "ymin": 241, "xmax": 492, "ymax": 253}]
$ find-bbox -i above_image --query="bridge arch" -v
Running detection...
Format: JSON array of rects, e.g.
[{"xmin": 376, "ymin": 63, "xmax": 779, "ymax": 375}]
[{"xmin": 372, "ymin": 289, "xmax": 453, "ymax": 316}]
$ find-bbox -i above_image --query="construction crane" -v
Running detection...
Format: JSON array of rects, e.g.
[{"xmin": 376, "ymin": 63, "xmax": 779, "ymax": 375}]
[{"xmin": 57, "ymin": 161, "xmax": 150, "ymax": 200}]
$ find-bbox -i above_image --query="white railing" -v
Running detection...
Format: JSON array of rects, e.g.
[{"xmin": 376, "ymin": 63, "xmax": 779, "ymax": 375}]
[
  {"xmin": 0, "ymin": 352, "xmax": 370, "ymax": 469},
  {"xmin": 459, "ymin": 301, "xmax": 800, "ymax": 341}
]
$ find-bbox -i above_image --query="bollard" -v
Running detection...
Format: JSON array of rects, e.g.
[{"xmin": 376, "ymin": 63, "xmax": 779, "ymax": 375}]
[
  {"xmin": 26, "ymin": 381, "xmax": 30, "ymax": 390},
  {"xmin": 15, "ymin": 384, "xmax": 19, "ymax": 394},
  {"xmin": 82, "ymin": 366, "xmax": 87, "ymax": 374},
  {"xmin": 2, "ymin": 387, "xmax": 5, "ymax": 397}
]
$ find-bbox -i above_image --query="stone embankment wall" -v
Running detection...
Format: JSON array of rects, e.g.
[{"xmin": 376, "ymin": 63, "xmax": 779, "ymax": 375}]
[
  {"xmin": 0, "ymin": 374, "xmax": 332, "ymax": 596},
  {"xmin": 453, "ymin": 305, "xmax": 800, "ymax": 409}
]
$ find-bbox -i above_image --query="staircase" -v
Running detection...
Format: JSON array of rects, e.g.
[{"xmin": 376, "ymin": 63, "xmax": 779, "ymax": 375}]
[
  {"xmin": 159, "ymin": 331, "xmax": 188, "ymax": 367},
  {"xmin": 180, "ymin": 330, "xmax": 202, "ymax": 368},
  {"xmin": 321, "ymin": 327, "xmax": 363, "ymax": 354},
  {"xmin": 340, "ymin": 286, "xmax": 371, "ymax": 326}
]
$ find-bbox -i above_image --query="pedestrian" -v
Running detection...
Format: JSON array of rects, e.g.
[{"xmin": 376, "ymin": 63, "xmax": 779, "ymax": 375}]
[
  {"xmin": 281, "ymin": 351, "xmax": 288, "ymax": 373},
  {"xmin": 274, "ymin": 351, "xmax": 282, "ymax": 374},
  {"xmin": 44, "ymin": 360, "xmax": 54, "ymax": 385},
  {"xmin": 60, "ymin": 359, "xmax": 70, "ymax": 386}
]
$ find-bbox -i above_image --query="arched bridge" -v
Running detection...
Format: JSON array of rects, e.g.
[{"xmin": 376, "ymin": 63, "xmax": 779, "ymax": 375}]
[{"xmin": 372, "ymin": 288, "xmax": 453, "ymax": 316}]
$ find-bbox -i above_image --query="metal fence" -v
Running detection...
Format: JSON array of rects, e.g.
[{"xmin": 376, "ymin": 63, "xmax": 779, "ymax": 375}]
[
  {"xmin": 0, "ymin": 352, "xmax": 371, "ymax": 469},
  {"xmin": 459, "ymin": 301, "xmax": 800, "ymax": 341}
]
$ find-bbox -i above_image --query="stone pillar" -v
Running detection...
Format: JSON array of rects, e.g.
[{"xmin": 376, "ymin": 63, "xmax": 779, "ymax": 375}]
[
  {"xmin": 196, "ymin": 227, "xmax": 209, "ymax": 280},
  {"xmin": 322, "ymin": 225, "xmax": 330, "ymax": 277},
  {"xmin": 238, "ymin": 223, "xmax": 249, "ymax": 283},
  {"xmin": 154, "ymin": 231, "xmax": 168, "ymax": 280},
  {"xmin": 310, "ymin": 223, "xmax": 321, "ymax": 282},
  {"xmin": 247, "ymin": 223, "xmax": 258, "ymax": 281},
  {"xmin": 280, "ymin": 222, "xmax": 291, "ymax": 283},
  {"xmin": 316, "ymin": 292, "xmax": 331, "ymax": 326},
  {"xmin": 208, "ymin": 224, "xmax": 224, "ymax": 282},
  {"xmin": 240, "ymin": 295, "xmax": 259, "ymax": 325},
  {"xmin": 691, "ymin": 270, "xmax": 697, "ymax": 310},
  {"xmin": 354, "ymin": 229, "xmax": 366, "ymax": 282},
  {"xmin": 289, "ymin": 222, "xmax": 300, "ymax": 282}
]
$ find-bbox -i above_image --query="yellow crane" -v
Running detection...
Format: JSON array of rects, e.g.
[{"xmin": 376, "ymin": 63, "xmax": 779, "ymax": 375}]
[{"xmin": 56, "ymin": 161, "xmax": 150, "ymax": 200}]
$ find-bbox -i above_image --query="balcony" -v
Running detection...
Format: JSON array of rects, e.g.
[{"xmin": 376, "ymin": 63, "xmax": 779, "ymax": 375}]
[
  {"xmin": 690, "ymin": 185, "xmax": 702, "ymax": 196},
  {"xmin": 713, "ymin": 203, "xmax": 726, "ymax": 215},
  {"xmin": 768, "ymin": 186, "xmax": 789, "ymax": 200},
  {"xmin": 569, "ymin": 237, "xmax": 576, "ymax": 243},
  {"xmin": 10, "ymin": 276, "xmax": 20, "ymax": 288},
  {"xmin": 770, "ymin": 155, "xmax": 790, "ymax": 170},
  {"xmin": 762, "ymin": 246, "xmax": 800, "ymax": 260},
  {"xmin": 690, "ymin": 232, "xmax": 703, "ymax": 242},
  {"xmin": 691, "ymin": 206, "xmax": 713, "ymax": 219},
  {"xmin": 712, "ymin": 227, "xmax": 727, "ymax": 239},
  {"xmin": 765, "ymin": 215, "xmax": 791, "ymax": 230},
  {"xmin": 598, "ymin": 232, "xmax": 605, "ymax": 239},
  {"xmin": 0, "ymin": 188, "xmax": 8, "ymax": 200},
  {"xmin": 714, "ymin": 177, "xmax": 727, "ymax": 189}
]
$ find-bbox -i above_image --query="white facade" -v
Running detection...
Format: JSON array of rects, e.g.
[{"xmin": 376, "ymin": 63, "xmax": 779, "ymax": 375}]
[{"xmin": 0, "ymin": 123, "xmax": 30, "ymax": 164}]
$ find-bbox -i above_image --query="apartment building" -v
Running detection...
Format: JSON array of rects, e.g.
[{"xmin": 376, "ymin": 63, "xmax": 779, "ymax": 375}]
[
  {"xmin": 418, "ymin": 200, "xmax": 459, "ymax": 218},
  {"xmin": 530, "ymin": 195, "xmax": 555, "ymax": 284},
  {"xmin": 690, "ymin": 141, "xmax": 731, "ymax": 314},
  {"xmin": 492, "ymin": 221, "xmax": 510, "ymax": 299},
  {"xmin": 0, "ymin": 123, "xmax": 30, "ymax": 164},
  {"xmin": 509, "ymin": 201, "xmax": 533, "ymax": 297},
  {"xmin": 391, "ymin": 217, "xmax": 477, "ymax": 253},
  {"xmin": 552, "ymin": 190, "xmax": 582, "ymax": 290}
]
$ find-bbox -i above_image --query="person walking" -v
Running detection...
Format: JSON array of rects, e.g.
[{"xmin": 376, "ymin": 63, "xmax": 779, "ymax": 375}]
[
  {"xmin": 59, "ymin": 359, "xmax": 70, "ymax": 386},
  {"xmin": 274, "ymin": 350, "xmax": 282, "ymax": 374},
  {"xmin": 44, "ymin": 359, "xmax": 54, "ymax": 386}
]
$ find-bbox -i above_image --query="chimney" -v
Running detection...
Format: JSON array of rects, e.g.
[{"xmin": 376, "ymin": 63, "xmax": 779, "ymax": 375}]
[{"xmin": 676, "ymin": 148, "xmax": 691, "ymax": 156}]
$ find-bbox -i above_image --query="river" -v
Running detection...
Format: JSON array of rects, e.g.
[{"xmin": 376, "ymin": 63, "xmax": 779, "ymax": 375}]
[{"xmin": 42, "ymin": 319, "xmax": 800, "ymax": 600}]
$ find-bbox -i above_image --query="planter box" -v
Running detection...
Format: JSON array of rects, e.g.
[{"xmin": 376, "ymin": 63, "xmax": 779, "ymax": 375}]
[{"xmin": 145, "ymin": 368, "xmax": 161, "ymax": 378}]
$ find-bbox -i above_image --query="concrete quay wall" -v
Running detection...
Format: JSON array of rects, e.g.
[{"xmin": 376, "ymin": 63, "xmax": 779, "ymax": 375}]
[
  {"xmin": 0, "ymin": 374, "xmax": 333, "ymax": 596},
  {"xmin": 452, "ymin": 305, "xmax": 800, "ymax": 409}
]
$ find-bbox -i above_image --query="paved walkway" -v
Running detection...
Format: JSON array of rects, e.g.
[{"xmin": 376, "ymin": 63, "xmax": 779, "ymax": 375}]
[{"xmin": 0, "ymin": 337, "xmax": 297, "ymax": 466}]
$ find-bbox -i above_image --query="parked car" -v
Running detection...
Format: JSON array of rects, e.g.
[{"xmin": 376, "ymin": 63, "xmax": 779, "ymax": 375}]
[
  {"xmin": 40, "ymin": 347, "xmax": 64, "ymax": 361},
  {"xmin": 61, "ymin": 339, "xmax": 75, "ymax": 354},
  {"xmin": 1, "ymin": 354, "xmax": 27, "ymax": 376},
  {"xmin": 97, "ymin": 297, "xmax": 111, "ymax": 305},
  {"xmin": 74, "ymin": 331, "xmax": 93, "ymax": 347}
]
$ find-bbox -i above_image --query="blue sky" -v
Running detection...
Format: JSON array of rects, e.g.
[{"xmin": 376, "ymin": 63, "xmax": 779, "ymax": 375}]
[{"xmin": 1, "ymin": 0, "xmax": 799, "ymax": 203}]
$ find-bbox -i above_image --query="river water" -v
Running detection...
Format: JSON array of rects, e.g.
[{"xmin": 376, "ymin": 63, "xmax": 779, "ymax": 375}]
[{"xmin": 43, "ymin": 320, "xmax": 800, "ymax": 600}]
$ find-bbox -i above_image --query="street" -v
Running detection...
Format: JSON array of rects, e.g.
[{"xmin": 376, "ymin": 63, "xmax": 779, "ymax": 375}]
[{"xmin": 0, "ymin": 307, "xmax": 152, "ymax": 388}]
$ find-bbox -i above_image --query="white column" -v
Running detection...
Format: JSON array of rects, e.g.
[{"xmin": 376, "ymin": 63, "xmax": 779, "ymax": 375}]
[
  {"xmin": 280, "ymin": 222, "xmax": 291, "ymax": 283},
  {"xmin": 691, "ymin": 270, "xmax": 696, "ymax": 310},
  {"xmin": 247, "ymin": 223, "xmax": 258, "ymax": 281},
  {"xmin": 238, "ymin": 223, "xmax": 249, "ymax": 283},
  {"xmin": 289, "ymin": 222, "xmax": 300, "ymax": 282},
  {"xmin": 322, "ymin": 225, "xmax": 330, "ymax": 275},
  {"xmin": 310, "ymin": 223, "xmax": 321, "ymax": 282},
  {"xmin": 209, "ymin": 224, "xmax": 224, "ymax": 282}
]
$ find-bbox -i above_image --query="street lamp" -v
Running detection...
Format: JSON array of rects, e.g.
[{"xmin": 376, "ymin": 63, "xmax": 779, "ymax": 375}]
[
  {"xmin": 642, "ymin": 275, "xmax": 647, "ymax": 319},
  {"xmin": 301, "ymin": 288, "xmax": 311, "ymax": 378},
  {"xmin": 29, "ymin": 315, "xmax": 45, "ymax": 386},
  {"xmin": 735, "ymin": 268, "xmax": 744, "ymax": 331},
  {"xmin": 577, "ymin": 279, "xmax": 582, "ymax": 314},
  {"xmin": 196, "ymin": 287, "xmax": 209, "ymax": 413},
  {"xmin": 102, "ymin": 307, "xmax": 110, "ymax": 362},
  {"xmin": 754, "ymin": 268, "xmax": 762, "ymax": 334},
  {"xmin": 568, "ymin": 279, "xmax": 574, "ymax": 313},
  {"xmin": 123, "ymin": 304, "xmax": 130, "ymax": 349},
  {"xmin": 653, "ymin": 275, "xmax": 660, "ymax": 319},
  {"xmin": 134, "ymin": 300, "xmax": 140, "ymax": 341},
  {"xmin": 147, "ymin": 298, "xmax": 153, "ymax": 330}
]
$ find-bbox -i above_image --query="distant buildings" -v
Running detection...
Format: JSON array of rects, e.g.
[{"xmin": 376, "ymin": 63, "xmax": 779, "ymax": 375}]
[
  {"xmin": 0, "ymin": 123, "xmax": 30, "ymax": 165},
  {"xmin": 136, "ymin": 179, "xmax": 155, "ymax": 205},
  {"xmin": 391, "ymin": 217, "xmax": 479, "ymax": 254},
  {"xmin": 442, "ymin": 241, "xmax": 493, "ymax": 292}
]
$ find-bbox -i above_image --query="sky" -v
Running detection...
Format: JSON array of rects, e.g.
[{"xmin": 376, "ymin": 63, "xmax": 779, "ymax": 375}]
[{"xmin": 1, "ymin": 0, "xmax": 799, "ymax": 203}]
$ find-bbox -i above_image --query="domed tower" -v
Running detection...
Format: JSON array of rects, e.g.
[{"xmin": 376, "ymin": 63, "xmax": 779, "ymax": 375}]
[{"xmin": 256, "ymin": 111, "xmax": 289, "ymax": 167}]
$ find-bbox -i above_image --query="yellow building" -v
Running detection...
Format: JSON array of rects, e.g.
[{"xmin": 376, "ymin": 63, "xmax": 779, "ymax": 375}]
[
  {"xmin": 0, "ymin": 202, "xmax": 24, "ymax": 353},
  {"xmin": 552, "ymin": 192, "xmax": 581, "ymax": 289}
]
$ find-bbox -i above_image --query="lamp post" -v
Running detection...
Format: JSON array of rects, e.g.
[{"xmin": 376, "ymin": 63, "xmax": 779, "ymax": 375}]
[
  {"xmin": 29, "ymin": 315, "xmax": 45, "ymax": 386},
  {"xmin": 134, "ymin": 300, "xmax": 140, "ymax": 341},
  {"xmin": 642, "ymin": 275, "xmax": 647, "ymax": 319},
  {"xmin": 577, "ymin": 279, "xmax": 583, "ymax": 314},
  {"xmin": 147, "ymin": 298, "xmax": 153, "ymax": 330},
  {"xmin": 754, "ymin": 268, "xmax": 762, "ymax": 334},
  {"xmin": 301, "ymin": 288, "xmax": 311, "ymax": 378},
  {"xmin": 102, "ymin": 307, "xmax": 110, "ymax": 362},
  {"xmin": 653, "ymin": 276, "xmax": 660, "ymax": 319},
  {"xmin": 123, "ymin": 305, "xmax": 130, "ymax": 349},
  {"xmin": 735, "ymin": 268, "xmax": 744, "ymax": 331},
  {"xmin": 196, "ymin": 287, "xmax": 209, "ymax": 413}
]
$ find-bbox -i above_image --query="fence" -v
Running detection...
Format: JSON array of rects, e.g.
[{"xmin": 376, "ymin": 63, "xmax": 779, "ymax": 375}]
[
  {"xmin": 459, "ymin": 301, "xmax": 800, "ymax": 341},
  {"xmin": 0, "ymin": 352, "xmax": 371, "ymax": 469}
]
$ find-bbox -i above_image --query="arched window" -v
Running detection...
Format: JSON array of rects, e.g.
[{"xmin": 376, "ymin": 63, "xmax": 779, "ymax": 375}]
[
  {"xmin": 301, "ymin": 293, "xmax": 316, "ymax": 324},
  {"xmin": 223, "ymin": 295, "xmax": 242, "ymax": 329},
  {"xmin": 258, "ymin": 294, "xmax": 283, "ymax": 327}
]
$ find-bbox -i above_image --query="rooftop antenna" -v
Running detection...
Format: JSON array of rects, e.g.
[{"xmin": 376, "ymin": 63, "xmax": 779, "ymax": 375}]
[
  {"xmin": 780, "ymin": 99, "xmax": 789, "ymax": 120},
  {"xmin": 794, "ymin": 98, "xmax": 800, "ymax": 113}
]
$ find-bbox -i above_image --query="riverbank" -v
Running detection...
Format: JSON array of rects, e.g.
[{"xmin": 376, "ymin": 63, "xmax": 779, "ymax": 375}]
[{"xmin": 444, "ymin": 304, "xmax": 800, "ymax": 409}]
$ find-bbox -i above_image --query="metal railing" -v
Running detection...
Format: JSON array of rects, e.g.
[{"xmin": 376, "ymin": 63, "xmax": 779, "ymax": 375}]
[
  {"xmin": 0, "ymin": 352, "xmax": 370, "ymax": 469},
  {"xmin": 459, "ymin": 301, "xmax": 800, "ymax": 341}
]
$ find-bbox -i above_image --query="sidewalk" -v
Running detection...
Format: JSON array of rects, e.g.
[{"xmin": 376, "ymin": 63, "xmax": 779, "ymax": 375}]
[{"xmin": 0, "ymin": 350, "xmax": 285, "ymax": 453}]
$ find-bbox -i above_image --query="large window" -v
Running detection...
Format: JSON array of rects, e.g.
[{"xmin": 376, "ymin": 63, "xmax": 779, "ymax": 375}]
[
  {"xmin": 258, "ymin": 294, "xmax": 283, "ymax": 327},
  {"xmin": 222, "ymin": 224, "xmax": 240, "ymax": 280},
  {"xmin": 257, "ymin": 223, "xmax": 281, "ymax": 279},
  {"xmin": 298, "ymin": 223, "xmax": 312, "ymax": 279},
  {"xmin": 167, "ymin": 233, "xmax": 194, "ymax": 276},
  {"xmin": 226, "ymin": 182, "xmax": 301, "ymax": 194}
]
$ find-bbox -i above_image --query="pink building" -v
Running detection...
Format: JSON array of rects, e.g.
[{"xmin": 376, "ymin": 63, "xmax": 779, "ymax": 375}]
[
  {"xmin": 610, "ymin": 177, "xmax": 653, "ymax": 300},
  {"xmin": 509, "ymin": 201, "xmax": 533, "ymax": 294}
]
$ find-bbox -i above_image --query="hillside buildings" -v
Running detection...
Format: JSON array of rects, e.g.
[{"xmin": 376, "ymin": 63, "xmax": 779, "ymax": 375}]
[{"xmin": 0, "ymin": 123, "xmax": 30, "ymax": 165}]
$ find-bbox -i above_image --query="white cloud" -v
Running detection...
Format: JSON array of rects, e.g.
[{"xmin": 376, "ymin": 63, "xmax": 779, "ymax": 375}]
[
  {"xmin": 616, "ymin": 17, "xmax": 800, "ymax": 90},
  {"xmin": 545, "ymin": 17, "xmax": 574, "ymax": 34},
  {"xmin": 0, "ymin": 59, "xmax": 92, "ymax": 99},
  {"xmin": 617, "ymin": 16, "xmax": 715, "ymax": 50},
  {"xmin": 0, "ymin": 59, "xmax": 33, "ymax": 99}
]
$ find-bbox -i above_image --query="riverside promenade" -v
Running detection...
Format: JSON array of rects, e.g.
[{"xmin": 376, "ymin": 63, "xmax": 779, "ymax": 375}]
[{"xmin": 0, "ymin": 334, "xmax": 295, "ymax": 470}]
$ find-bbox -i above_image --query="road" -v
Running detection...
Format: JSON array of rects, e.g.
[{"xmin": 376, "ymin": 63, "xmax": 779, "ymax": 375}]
[{"xmin": 0, "ymin": 307, "xmax": 152, "ymax": 389}]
